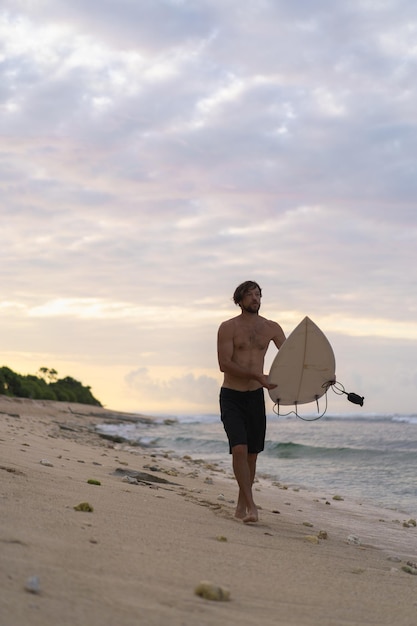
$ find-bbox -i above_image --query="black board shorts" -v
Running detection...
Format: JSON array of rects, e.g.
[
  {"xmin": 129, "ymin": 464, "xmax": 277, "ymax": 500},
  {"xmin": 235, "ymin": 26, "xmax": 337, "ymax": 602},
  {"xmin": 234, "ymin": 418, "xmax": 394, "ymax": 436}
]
[{"xmin": 219, "ymin": 387, "xmax": 266, "ymax": 454}]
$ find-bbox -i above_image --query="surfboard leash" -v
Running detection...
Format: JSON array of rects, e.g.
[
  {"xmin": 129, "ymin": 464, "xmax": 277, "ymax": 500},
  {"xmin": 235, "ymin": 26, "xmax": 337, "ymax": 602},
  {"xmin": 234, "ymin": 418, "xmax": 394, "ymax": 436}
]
[
  {"xmin": 272, "ymin": 393, "xmax": 329, "ymax": 421},
  {"xmin": 328, "ymin": 381, "xmax": 365, "ymax": 407},
  {"xmin": 272, "ymin": 380, "xmax": 364, "ymax": 421}
]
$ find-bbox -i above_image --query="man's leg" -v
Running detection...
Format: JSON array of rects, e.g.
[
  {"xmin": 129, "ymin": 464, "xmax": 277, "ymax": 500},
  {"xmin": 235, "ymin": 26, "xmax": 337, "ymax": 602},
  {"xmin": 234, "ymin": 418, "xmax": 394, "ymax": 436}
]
[{"xmin": 232, "ymin": 444, "xmax": 258, "ymax": 523}]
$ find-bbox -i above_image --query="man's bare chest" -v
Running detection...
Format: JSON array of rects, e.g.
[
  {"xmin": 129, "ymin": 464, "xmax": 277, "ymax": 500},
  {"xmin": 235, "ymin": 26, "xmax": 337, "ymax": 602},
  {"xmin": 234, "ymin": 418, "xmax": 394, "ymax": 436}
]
[{"xmin": 234, "ymin": 327, "xmax": 270, "ymax": 352}]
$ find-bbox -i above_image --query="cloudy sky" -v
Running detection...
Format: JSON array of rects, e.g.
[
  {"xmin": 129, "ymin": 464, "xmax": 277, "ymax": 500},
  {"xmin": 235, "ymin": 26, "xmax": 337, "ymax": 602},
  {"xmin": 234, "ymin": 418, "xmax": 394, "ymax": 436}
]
[{"xmin": 1, "ymin": 0, "xmax": 416, "ymax": 416}]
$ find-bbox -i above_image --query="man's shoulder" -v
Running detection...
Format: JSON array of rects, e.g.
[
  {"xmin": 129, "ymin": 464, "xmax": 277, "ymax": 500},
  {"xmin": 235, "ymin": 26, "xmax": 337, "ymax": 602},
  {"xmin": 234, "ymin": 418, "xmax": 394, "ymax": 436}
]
[
  {"xmin": 218, "ymin": 316, "xmax": 239, "ymax": 330},
  {"xmin": 256, "ymin": 314, "xmax": 276, "ymax": 326},
  {"xmin": 262, "ymin": 316, "xmax": 280, "ymax": 326},
  {"xmin": 259, "ymin": 316, "xmax": 284, "ymax": 335}
]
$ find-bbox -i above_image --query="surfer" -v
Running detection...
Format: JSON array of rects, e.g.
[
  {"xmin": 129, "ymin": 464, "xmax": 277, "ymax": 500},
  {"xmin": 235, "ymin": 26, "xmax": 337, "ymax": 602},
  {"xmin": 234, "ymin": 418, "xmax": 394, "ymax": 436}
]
[{"xmin": 217, "ymin": 281, "xmax": 286, "ymax": 523}]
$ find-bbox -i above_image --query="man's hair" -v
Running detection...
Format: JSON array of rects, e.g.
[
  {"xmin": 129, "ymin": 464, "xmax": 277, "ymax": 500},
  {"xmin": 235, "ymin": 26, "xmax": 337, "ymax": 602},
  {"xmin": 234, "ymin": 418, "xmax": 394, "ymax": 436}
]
[{"xmin": 233, "ymin": 281, "xmax": 262, "ymax": 305}]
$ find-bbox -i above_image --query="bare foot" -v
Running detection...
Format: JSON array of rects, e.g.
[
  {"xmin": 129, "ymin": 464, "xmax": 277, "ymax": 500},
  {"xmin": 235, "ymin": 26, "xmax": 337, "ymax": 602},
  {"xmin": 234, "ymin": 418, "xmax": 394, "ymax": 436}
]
[
  {"xmin": 234, "ymin": 505, "xmax": 246, "ymax": 520},
  {"xmin": 243, "ymin": 510, "xmax": 258, "ymax": 523}
]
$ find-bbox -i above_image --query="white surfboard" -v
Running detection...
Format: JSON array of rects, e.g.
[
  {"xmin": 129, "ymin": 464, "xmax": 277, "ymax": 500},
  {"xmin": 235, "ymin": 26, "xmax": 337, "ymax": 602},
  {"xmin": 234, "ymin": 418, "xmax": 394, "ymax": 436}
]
[{"xmin": 268, "ymin": 316, "xmax": 336, "ymax": 406}]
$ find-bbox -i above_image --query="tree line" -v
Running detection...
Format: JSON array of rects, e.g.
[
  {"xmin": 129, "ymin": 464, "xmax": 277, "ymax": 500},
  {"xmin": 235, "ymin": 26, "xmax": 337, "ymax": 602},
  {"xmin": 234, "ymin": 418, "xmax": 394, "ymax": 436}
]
[{"xmin": 0, "ymin": 366, "xmax": 102, "ymax": 406}]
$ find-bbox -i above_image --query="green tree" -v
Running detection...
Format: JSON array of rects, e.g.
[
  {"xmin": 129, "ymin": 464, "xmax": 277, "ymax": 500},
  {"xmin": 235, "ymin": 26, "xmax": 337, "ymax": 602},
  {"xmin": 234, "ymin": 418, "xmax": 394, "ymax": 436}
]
[
  {"xmin": 0, "ymin": 366, "xmax": 23, "ymax": 396},
  {"xmin": 0, "ymin": 366, "xmax": 101, "ymax": 406},
  {"xmin": 37, "ymin": 367, "xmax": 58, "ymax": 383}
]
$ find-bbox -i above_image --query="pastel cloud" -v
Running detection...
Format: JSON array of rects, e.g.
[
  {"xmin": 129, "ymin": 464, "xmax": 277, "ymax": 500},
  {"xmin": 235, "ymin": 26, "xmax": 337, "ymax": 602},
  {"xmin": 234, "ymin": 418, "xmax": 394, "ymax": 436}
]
[{"xmin": 0, "ymin": 0, "xmax": 416, "ymax": 413}]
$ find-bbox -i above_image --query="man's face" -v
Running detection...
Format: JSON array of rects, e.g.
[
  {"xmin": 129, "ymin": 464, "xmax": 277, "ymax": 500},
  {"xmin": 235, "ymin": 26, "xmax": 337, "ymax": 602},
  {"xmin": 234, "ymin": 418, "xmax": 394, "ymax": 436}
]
[{"xmin": 240, "ymin": 287, "xmax": 261, "ymax": 314}]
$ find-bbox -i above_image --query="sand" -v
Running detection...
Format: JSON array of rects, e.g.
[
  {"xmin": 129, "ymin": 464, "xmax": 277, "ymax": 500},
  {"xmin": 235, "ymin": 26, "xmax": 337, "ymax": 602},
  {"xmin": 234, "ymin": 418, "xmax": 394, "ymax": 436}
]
[{"xmin": 1, "ymin": 396, "xmax": 416, "ymax": 626}]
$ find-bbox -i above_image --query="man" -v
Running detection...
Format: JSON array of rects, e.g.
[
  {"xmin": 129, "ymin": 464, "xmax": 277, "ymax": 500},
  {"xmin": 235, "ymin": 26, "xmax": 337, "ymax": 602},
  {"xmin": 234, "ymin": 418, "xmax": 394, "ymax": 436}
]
[{"xmin": 217, "ymin": 281, "xmax": 286, "ymax": 523}]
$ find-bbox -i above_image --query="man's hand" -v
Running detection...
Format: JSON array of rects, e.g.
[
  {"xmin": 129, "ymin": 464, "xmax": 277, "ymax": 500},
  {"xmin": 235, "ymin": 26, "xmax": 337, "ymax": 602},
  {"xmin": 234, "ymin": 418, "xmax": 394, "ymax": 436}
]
[{"xmin": 258, "ymin": 374, "xmax": 277, "ymax": 390}]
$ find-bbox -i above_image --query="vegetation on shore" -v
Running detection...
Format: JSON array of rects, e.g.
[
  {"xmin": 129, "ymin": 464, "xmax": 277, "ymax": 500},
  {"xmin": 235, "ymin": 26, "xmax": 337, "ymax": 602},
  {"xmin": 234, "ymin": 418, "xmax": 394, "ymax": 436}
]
[{"xmin": 0, "ymin": 366, "xmax": 102, "ymax": 406}]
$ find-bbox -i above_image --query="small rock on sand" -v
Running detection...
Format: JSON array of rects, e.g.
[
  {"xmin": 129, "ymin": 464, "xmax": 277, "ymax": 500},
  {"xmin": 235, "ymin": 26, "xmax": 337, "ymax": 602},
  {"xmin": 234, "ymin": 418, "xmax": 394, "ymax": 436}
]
[
  {"xmin": 347, "ymin": 534, "xmax": 361, "ymax": 545},
  {"xmin": 40, "ymin": 459, "xmax": 53, "ymax": 467},
  {"xmin": 73, "ymin": 502, "xmax": 94, "ymax": 512},
  {"xmin": 25, "ymin": 576, "xmax": 40, "ymax": 594},
  {"xmin": 194, "ymin": 581, "xmax": 230, "ymax": 601}
]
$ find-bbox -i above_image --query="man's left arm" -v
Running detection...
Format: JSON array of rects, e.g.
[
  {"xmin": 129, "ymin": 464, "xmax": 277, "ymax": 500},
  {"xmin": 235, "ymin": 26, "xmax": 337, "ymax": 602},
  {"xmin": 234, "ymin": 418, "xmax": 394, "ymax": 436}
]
[{"xmin": 270, "ymin": 321, "xmax": 286, "ymax": 350}]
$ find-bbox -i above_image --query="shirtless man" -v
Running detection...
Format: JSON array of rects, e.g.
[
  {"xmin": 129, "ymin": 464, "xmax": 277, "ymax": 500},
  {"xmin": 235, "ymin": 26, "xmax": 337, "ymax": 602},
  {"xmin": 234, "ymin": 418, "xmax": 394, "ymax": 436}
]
[{"xmin": 217, "ymin": 281, "xmax": 286, "ymax": 523}]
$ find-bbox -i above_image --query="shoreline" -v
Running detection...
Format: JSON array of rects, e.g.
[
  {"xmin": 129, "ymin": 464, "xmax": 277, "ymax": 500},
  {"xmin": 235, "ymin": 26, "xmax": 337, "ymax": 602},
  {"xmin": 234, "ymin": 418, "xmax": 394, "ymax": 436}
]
[{"xmin": 1, "ymin": 397, "xmax": 417, "ymax": 626}]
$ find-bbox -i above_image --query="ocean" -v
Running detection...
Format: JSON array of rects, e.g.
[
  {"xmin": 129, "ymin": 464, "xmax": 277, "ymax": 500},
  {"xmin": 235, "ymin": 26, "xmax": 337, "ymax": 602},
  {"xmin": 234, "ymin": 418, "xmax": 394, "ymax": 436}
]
[{"xmin": 96, "ymin": 411, "xmax": 417, "ymax": 518}]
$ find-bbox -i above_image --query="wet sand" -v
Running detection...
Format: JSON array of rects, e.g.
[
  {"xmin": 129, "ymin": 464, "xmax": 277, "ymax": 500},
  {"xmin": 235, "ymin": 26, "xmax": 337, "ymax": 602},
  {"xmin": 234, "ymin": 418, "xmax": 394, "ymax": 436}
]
[{"xmin": 1, "ymin": 396, "xmax": 416, "ymax": 626}]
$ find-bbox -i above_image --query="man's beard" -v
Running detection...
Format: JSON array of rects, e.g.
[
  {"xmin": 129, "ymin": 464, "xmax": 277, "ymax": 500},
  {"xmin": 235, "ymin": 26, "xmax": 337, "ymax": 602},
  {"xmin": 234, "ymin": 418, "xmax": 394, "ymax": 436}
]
[{"xmin": 242, "ymin": 303, "xmax": 260, "ymax": 314}]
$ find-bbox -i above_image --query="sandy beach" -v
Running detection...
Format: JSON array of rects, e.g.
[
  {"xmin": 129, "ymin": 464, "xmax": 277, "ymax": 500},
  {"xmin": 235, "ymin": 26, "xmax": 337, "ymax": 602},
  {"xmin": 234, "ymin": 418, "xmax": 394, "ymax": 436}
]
[{"xmin": 1, "ymin": 396, "xmax": 416, "ymax": 626}]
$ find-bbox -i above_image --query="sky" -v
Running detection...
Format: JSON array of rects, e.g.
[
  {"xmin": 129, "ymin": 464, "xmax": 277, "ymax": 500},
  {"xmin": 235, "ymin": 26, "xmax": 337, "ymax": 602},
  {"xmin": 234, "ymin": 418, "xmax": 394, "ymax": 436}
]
[{"xmin": 1, "ymin": 0, "xmax": 416, "ymax": 416}]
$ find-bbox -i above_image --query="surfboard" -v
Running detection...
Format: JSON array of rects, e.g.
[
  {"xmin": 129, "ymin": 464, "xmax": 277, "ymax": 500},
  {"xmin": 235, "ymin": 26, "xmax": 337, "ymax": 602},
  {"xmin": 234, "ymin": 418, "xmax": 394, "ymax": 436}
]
[{"xmin": 268, "ymin": 316, "xmax": 336, "ymax": 406}]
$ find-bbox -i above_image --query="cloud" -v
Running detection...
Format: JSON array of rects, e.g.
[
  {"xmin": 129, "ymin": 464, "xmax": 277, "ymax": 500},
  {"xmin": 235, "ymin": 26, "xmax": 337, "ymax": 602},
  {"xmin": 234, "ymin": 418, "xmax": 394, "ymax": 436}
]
[
  {"xmin": 125, "ymin": 367, "xmax": 219, "ymax": 409},
  {"xmin": 0, "ymin": 0, "xmax": 416, "ymax": 413}
]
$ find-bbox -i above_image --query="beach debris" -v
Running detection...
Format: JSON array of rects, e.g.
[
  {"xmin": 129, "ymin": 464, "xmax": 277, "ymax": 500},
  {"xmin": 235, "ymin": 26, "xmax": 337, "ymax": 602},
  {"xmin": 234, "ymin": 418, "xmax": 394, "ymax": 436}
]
[
  {"xmin": 0, "ymin": 465, "xmax": 26, "ymax": 476},
  {"xmin": 272, "ymin": 481, "xmax": 285, "ymax": 489},
  {"xmin": 204, "ymin": 477, "xmax": 213, "ymax": 485},
  {"xmin": 403, "ymin": 518, "xmax": 416, "ymax": 528},
  {"xmin": 114, "ymin": 467, "xmax": 178, "ymax": 486},
  {"xmin": 302, "ymin": 522, "xmax": 314, "ymax": 527},
  {"xmin": 40, "ymin": 459, "xmax": 54, "ymax": 467},
  {"xmin": 332, "ymin": 495, "xmax": 344, "ymax": 501},
  {"xmin": 216, "ymin": 535, "xmax": 228, "ymax": 542},
  {"xmin": 401, "ymin": 564, "xmax": 417, "ymax": 576},
  {"xmin": 122, "ymin": 475, "xmax": 138, "ymax": 484},
  {"xmin": 87, "ymin": 479, "xmax": 101, "ymax": 486},
  {"xmin": 74, "ymin": 502, "xmax": 94, "ymax": 512},
  {"xmin": 317, "ymin": 530, "xmax": 328, "ymax": 540},
  {"xmin": 194, "ymin": 581, "xmax": 230, "ymax": 601},
  {"xmin": 304, "ymin": 535, "xmax": 319, "ymax": 544},
  {"xmin": 387, "ymin": 556, "xmax": 402, "ymax": 563},
  {"xmin": 144, "ymin": 464, "xmax": 160, "ymax": 472},
  {"xmin": 347, "ymin": 534, "xmax": 361, "ymax": 545},
  {"xmin": 217, "ymin": 494, "xmax": 225, "ymax": 500},
  {"xmin": 25, "ymin": 576, "xmax": 40, "ymax": 594},
  {"xmin": 97, "ymin": 432, "xmax": 138, "ymax": 445},
  {"xmin": 205, "ymin": 463, "xmax": 220, "ymax": 471},
  {"xmin": 272, "ymin": 510, "xmax": 281, "ymax": 514},
  {"xmin": 165, "ymin": 469, "xmax": 179, "ymax": 477}
]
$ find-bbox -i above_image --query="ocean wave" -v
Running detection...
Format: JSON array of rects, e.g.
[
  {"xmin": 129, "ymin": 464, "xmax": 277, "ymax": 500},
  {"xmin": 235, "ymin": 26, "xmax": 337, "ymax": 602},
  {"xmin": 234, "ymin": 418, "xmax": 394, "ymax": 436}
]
[
  {"xmin": 169, "ymin": 412, "xmax": 417, "ymax": 425},
  {"xmin": 314, "ymin": 413, "xmax": 415, "ymax": 423},
  {"xmin": 264, "ymin": 440, "xmax": 396, "ymax": 461},
  {"xmin": 392, "ymin": 415, "xmax": 417, "ymax": 425}
]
